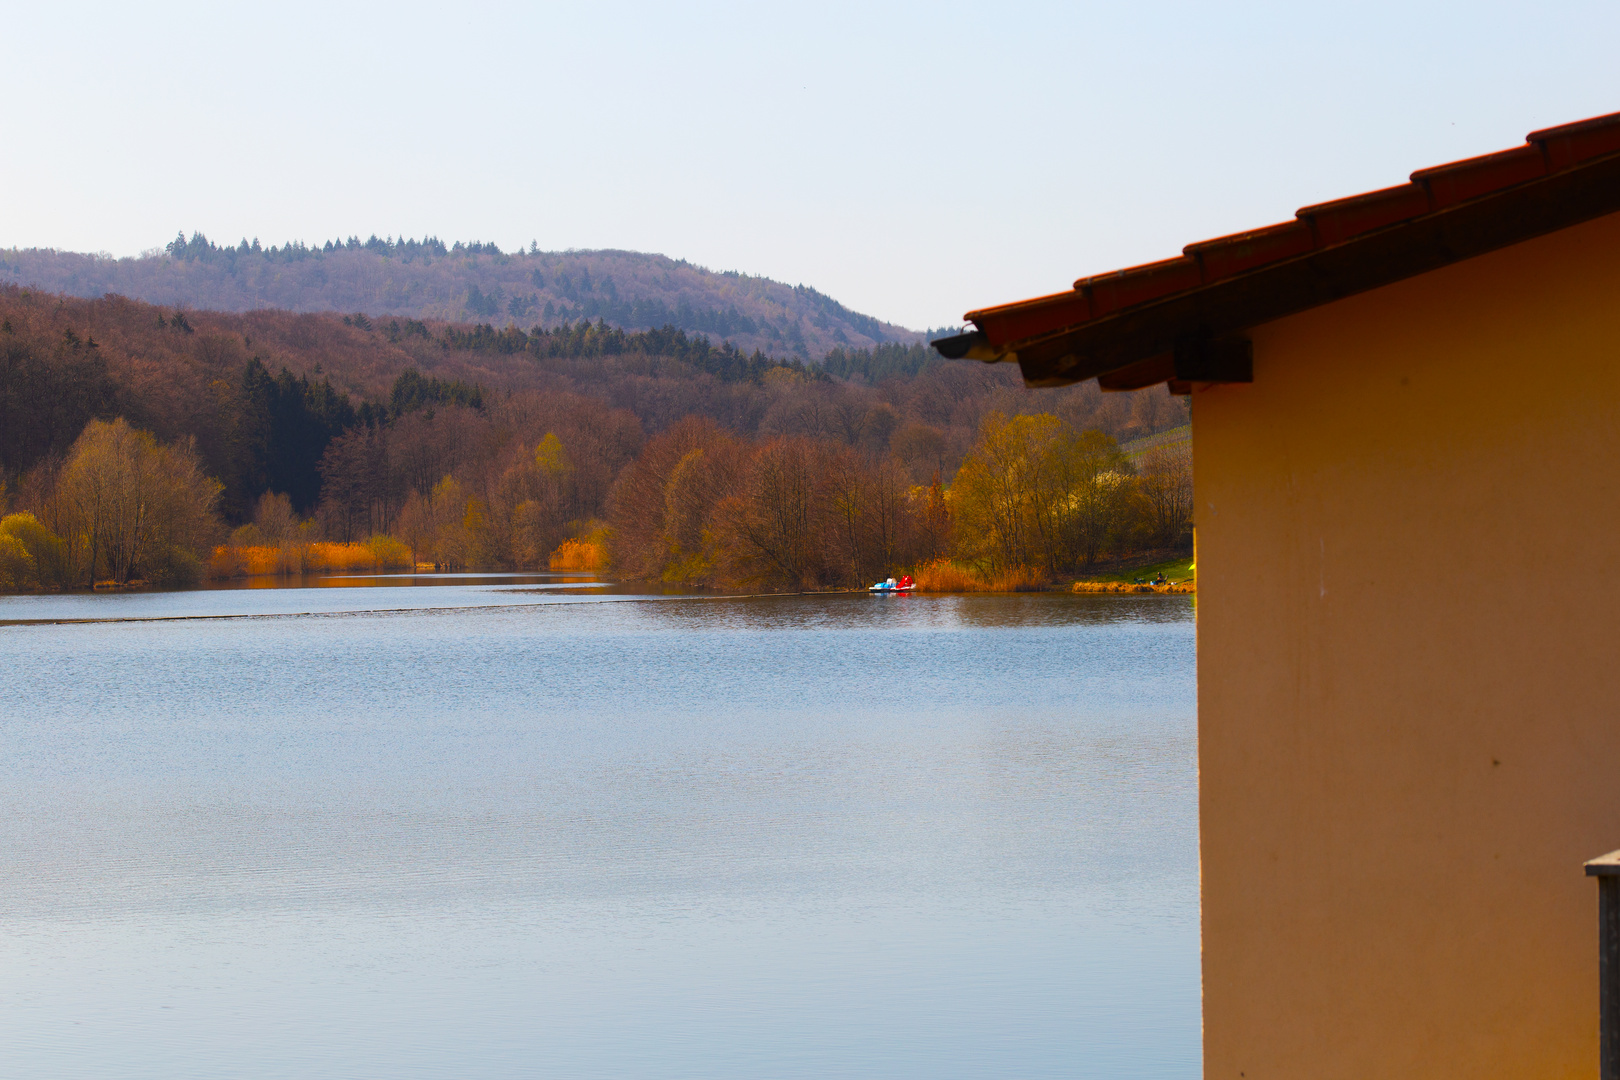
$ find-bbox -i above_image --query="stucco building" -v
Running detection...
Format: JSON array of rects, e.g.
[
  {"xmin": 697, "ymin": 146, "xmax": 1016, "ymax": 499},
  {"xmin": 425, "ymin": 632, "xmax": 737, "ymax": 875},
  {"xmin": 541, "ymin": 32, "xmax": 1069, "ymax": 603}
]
[{"xmin": 935, "ymin": 111, "xmax": 1620, "ymax": 1079}]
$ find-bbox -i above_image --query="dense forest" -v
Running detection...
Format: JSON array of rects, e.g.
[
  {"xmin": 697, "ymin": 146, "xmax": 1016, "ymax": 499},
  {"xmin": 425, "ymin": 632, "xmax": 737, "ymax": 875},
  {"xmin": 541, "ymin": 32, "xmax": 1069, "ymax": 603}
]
[
  {"xmin": 0, "ymin": 237, "xmax": 928, "ymax": 359},
  {"xmin": 0, "ymin": 284, "xmax": 1190, "ymax": 592}
]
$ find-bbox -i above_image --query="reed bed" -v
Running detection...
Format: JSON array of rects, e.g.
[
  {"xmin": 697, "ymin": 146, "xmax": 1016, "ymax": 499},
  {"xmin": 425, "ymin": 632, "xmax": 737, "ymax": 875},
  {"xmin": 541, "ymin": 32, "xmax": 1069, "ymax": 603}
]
[
  {"xmin": 208, "ymin": 536, "xmax": 413, "ymax": 579},
  {"xmin": 912, "ymin": 558, "xmax": 1050, "ymax": 593}
]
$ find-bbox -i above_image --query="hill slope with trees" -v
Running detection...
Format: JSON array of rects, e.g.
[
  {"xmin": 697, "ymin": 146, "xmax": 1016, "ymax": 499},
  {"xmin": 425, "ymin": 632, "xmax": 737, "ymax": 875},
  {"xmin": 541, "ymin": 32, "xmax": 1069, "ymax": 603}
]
[
  {"xmin": 0, "ymin": 236, "xmax": 927, "ymax": 359},
  {"xmin": 0, "ymin": 283, "xmax": 1190, "ymax": 592}
]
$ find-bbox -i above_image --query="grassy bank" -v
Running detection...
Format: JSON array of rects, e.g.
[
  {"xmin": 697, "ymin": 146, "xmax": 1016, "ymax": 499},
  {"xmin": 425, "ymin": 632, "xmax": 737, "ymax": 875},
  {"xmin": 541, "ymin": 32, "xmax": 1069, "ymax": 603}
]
[
  {"xmin": 904, "ymin": 553, "xmax": 1196, "ymax": 595},
  {"xmin": 1071, "ymin": 552, "xmax": 1195, "ymax": 593}
]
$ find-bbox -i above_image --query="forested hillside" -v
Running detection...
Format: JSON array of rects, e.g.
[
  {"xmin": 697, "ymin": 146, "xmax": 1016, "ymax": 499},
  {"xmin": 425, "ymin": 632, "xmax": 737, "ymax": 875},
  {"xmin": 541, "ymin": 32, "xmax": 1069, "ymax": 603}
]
[
  {"xmin": 0, "ymin": 236, "xmax": 926, "ymax": 359},
  {"xmin": 0, "ymin": 284, "xmax": 1189, "ymax": 592}
]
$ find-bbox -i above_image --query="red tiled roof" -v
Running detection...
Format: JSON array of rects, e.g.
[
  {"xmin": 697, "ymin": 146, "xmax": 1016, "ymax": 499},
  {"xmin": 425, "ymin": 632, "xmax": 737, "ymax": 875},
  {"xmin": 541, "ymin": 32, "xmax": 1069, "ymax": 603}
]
[{"xmin": 936, "ymin": 111, "xmax": 1620, "ymax": 389}]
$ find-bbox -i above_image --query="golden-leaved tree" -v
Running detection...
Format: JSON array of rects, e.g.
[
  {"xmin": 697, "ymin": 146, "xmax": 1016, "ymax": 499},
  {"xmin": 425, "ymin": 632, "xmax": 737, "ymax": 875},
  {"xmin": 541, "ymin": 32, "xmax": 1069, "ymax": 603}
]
[
  {"xmin": 50, "ymin": 418, "xmax": 223, "ymax": 584},
  {"xmin": 952, "ymin": 412, "xmax": 1138, "ymax": 574},
  {"xmin": 952, "ymin": 412, "xmax": 1060, "ymax": 571},
  {"xmin": 1062, "ymin": 428, "xmax": 1139, "ymax": 567}
]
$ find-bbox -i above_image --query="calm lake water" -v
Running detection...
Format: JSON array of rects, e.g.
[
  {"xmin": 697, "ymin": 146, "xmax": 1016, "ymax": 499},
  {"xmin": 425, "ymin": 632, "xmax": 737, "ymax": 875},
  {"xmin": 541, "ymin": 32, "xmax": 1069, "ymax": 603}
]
[{"xmin": 0, "ymin": 577, "xmax": 1198, "ymax": 1079}]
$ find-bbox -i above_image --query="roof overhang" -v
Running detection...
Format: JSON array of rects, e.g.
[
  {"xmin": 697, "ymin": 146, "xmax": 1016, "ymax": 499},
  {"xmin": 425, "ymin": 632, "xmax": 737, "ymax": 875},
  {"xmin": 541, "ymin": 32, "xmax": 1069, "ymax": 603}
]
[{"xmin": 933, "ymin": 113, "xmax": 1620, "ymax": 390}]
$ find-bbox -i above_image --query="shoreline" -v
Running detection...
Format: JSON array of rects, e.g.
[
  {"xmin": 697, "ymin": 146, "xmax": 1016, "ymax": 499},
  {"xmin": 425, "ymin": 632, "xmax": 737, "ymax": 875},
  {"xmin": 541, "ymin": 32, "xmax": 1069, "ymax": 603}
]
[
  {"xmin": 1070, "ymin": 580, "xmax": 1195, "ymax": 595},
  {"xmin": 1, "ymin": 573, "xmax": 1198, "ymax": 600}
]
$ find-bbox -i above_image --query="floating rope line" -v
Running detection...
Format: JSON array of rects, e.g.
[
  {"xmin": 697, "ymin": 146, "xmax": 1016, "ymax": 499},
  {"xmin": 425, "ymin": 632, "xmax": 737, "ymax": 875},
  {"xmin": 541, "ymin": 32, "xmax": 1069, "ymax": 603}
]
[{"xmin": 0, "ymin": 590, "xmax": 838, "ymax": 628}]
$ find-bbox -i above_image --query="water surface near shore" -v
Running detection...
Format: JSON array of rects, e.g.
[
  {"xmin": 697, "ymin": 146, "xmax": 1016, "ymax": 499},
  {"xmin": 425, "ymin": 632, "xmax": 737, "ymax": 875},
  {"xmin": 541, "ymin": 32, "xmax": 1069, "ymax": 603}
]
[{"xmin": 0, "ymin": 583, "xmax": 1198, "ymax": 1079}]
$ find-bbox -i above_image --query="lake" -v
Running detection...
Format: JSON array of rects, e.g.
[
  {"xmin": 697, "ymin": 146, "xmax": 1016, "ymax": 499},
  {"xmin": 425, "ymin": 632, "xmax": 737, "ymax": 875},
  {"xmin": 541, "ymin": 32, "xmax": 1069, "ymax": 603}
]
[{"xmin": 0, "ymin": 577, "xmax": 1198, "ymax": 1079}]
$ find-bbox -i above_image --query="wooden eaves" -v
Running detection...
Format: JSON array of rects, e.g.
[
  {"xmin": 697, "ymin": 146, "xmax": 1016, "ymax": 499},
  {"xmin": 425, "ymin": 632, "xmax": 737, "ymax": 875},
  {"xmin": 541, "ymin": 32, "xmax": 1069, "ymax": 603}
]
[{"xmin": 932, "ymin": 112, "xmax": 1620, "ymax": 391}]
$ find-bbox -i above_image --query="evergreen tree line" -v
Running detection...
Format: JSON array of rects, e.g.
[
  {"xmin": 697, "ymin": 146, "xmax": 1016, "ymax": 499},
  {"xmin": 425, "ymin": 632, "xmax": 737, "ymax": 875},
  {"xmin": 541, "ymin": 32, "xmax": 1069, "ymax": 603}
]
[
  {"xmin": 163, "ymin": 232, "xmax": 503, "ymax": 266},
  {"xmin": 229, "ymin": 362, "xmax": 489, "ymax": 519},
  {"xmin": 467, "ymin": 285, "xmax": 769, "ymax": 341},
  {"xmin": 438, "ymin": 320, "xmax": 827, "ymax": 385},
  {"xmin": 819, "ymin": 342, "xmax": 940, "ymax": 383},
  {"xmin": 0, "ymin": 322, "xmax": 119, "ymax": 483},
  {"xmin": 790, "ymin": 282, "xmax": 889, "ymax": 344}
]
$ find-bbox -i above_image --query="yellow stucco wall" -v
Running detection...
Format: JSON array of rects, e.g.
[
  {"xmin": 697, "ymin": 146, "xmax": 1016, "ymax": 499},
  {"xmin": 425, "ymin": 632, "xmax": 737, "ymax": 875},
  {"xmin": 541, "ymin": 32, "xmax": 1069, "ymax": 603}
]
[{"xmin": 1195, "ymin": 209, "xmax": 1620, "ymax": 1080}]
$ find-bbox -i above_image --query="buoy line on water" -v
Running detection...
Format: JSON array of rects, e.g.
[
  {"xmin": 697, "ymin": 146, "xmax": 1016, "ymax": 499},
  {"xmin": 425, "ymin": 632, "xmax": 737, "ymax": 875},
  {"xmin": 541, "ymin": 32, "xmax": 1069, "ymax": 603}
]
[{"xmin": 0, "ymin": 590, "xmax": 839, "ymax": 628}]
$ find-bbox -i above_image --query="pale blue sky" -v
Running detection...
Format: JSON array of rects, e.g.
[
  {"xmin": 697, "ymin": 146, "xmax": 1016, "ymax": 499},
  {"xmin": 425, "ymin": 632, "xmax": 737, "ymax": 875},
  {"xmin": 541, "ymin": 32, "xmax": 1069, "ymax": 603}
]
[{"xmin": 3, "ymin": 1, "xmax": 1616, "ymax": 330}]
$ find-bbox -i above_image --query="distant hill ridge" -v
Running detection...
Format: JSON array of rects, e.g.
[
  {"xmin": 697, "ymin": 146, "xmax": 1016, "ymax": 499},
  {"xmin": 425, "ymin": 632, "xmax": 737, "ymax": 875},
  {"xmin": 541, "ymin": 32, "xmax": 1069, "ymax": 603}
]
[{"xmin": 0, "ymin": 233, "xmax": 928, "ymax": 359}]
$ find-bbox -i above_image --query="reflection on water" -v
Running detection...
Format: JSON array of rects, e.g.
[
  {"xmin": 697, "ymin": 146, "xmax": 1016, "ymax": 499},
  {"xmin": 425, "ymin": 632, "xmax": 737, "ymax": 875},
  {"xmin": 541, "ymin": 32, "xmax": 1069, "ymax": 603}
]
[{"xmin": 0, "ymin": 588, "xmax": 1197, "ymax": 1080}]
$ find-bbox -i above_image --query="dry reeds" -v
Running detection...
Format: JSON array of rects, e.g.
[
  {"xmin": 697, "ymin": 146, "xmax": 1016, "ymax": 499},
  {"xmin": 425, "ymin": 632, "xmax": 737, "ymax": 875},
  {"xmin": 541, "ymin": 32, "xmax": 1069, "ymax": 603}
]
[
  {"xmin": 912, "ymin": 558, "xmax": 981, "ymax": 592},
  {"xmin": 208, "ymin": 536, "xmax": 413, "ymax": 579},
  {"xmin": 549, "ymin": 537, "xmax": 604, "ymax": 571},
  {"xmin": 912, "ymin": 558, "xmax": 1050, "ymax": 593},
  {"xmin": 209, "ymin": 545, "xmax": 278, "ymax": 577},
  {"xmin": 987, "ymin": 565, "xmax": 1050, "ymax": 592}
]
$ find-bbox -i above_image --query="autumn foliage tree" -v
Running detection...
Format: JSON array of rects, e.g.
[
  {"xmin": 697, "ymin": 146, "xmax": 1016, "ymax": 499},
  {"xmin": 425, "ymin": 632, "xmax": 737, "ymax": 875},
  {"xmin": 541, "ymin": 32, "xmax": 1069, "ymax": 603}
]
[
  {"xmin": 0, "ymin": 512, "xmax": 66, "ymax": 588},
  {"xmin": 951, "ymin": 412, "xmax": 1144, "ymax": 575},
  {"xmin": 32, "ymin": 418, "xmax": 223, "ymax": 585}
]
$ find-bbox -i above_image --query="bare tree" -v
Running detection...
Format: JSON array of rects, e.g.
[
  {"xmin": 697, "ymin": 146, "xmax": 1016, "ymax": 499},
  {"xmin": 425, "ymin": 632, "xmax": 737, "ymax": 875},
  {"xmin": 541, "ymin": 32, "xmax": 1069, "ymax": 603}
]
[{"xmin": 1136, "ymin": 441, "xmax": 1193, "ymax": 548}]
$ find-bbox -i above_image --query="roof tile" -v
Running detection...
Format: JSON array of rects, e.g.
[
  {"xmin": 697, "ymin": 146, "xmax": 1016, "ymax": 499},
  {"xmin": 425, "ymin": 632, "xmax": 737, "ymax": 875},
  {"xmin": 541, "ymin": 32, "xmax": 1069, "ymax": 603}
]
[
  {"xmin": 1077, "ymin": 256, "xmax": 1204, "ymax": 318},
  {"xmin": 966, "ymin": 289, "xmax": 1092, "ymax": 348},
  {"xmin": 1185, "ymin": 220, "xmax": 1315, "ymax": 283},
  {"xmin": 1296, "ymin": 183, "xmax": 1433, "ymax": 247},
  {"xmin": 1412, "ymin": 145, "xmax": 1546, "ymax": 209},
  {"xmin": 1530, "ymin": 112, "xmax": 1620, "ymax": 170}
]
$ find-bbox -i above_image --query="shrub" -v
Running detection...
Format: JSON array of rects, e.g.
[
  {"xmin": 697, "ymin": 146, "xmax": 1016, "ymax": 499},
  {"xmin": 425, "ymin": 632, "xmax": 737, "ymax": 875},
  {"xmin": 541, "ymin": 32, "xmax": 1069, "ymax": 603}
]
[
  {"xmin": 147, "ymin": 545, "xmax": 203, "ymax": 587},
  {"xmin": 366, "ymin": 535, "xmax": 412, "ymax": 570},
  {"xmin": 0, "ymin": 532, "xmax": 36, "ymax": 588},
  {"xmin": 209, "ymin": 545, "xmax": 244, "ymax": 578},
  {"xmin": 1, "ymin": 512, "xmax": 67, "ymax": 586}
]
